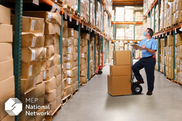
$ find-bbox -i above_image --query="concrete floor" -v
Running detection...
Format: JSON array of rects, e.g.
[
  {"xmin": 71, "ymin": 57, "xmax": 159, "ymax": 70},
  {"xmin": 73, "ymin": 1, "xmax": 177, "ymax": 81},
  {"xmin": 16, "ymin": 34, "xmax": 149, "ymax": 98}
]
[{"xmin": 53, "ymin": 60, "xmax": 182, "ymax": 121}]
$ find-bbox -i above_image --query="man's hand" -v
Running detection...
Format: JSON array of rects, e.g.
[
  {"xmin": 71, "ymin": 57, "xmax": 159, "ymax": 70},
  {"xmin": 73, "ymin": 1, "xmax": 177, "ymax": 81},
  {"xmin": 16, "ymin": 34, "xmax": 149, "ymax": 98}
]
[{"xmin": 141, "ymin": 45, "xmax": 146, "ymax": 49}]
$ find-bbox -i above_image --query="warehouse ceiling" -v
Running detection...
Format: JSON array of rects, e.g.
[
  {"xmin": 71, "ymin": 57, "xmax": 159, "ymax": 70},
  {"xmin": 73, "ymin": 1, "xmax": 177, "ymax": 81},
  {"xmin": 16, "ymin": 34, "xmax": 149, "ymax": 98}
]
[{"xmin": 113, "ymin": 0, "xmax": 143, "ymax": 6}]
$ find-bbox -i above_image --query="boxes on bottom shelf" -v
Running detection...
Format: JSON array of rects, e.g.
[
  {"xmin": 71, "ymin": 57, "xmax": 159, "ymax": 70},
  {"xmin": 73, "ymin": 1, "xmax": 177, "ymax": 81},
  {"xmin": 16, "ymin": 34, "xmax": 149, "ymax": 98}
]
[
  {"xmin": 0, "ymin": 59, "xmax": 13, "ymax": 82},
  {"xmin": 80, "ymin": 76, "xmax": 88, "ymax": 83},
  {"xmin": 43, "ymin": 66, "xmax": 55, "ymax": 81},
  {"xmin": 56, "ymin": 94, "xmax": 61, "ymax": 107},
  {"xmin": 107, "ymin": 75, "xmax": 131, "ymax": 96},
  {"xmin": 63, "ymin": 85, "xmax": 72, "ymax": 98},
  {"xmin": 44, "ymin": 89, "xmax": 56, "ymax": 103},
  {"xmin": 45, "ymin": 77, "xmax": 57, "ymax": 93},
  {"xmin": 45, "ymin": 99, "xmax": 57, "ymax": 114}
]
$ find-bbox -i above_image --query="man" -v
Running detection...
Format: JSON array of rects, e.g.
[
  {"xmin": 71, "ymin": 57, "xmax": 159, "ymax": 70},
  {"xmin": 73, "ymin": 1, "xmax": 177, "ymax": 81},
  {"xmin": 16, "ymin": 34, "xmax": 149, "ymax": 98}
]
[{"xmin": 132, "ymin": 28, "xmax": 158, "ymax": 96}]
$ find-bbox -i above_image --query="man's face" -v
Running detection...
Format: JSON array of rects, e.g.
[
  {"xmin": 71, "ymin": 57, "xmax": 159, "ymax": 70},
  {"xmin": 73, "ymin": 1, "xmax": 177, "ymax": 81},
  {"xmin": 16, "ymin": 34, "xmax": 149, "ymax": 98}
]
[{"xmin": 145, "ymin": 29, "xmax": 150, "ymax": 37}]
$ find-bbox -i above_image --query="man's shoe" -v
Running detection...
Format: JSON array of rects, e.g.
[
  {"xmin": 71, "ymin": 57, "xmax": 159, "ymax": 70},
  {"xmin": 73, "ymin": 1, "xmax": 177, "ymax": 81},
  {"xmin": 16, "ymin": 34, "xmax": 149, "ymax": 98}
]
[
  {"xmin": 146, "ymin": 91, "xmax": 152, "ymax": 95},
  {"xmin": 134, "ymin": 79, "xmax": 144, "ymax": 84}
]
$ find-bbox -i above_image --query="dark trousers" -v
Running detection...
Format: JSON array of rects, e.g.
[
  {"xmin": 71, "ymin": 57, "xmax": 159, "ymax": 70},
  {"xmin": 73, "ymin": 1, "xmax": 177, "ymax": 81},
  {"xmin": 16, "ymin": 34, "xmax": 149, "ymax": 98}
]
[{"xmin": 132, "ymin": 57, "xmax": 156, "ymax": 91}]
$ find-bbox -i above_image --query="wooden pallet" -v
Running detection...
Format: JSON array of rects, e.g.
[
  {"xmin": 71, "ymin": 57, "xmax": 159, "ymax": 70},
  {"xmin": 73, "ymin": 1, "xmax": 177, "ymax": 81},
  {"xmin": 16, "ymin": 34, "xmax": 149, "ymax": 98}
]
[
  {"xmin": 79, "ymin": 81, "xmax": 88, "ymax": 86},
  {"xmin": 166, "ymin": 77, "xmax": 173, "ymax": 82},
  {"xmin": 174, "ymin": 81, "xmax": 182, "ymax": 86},
  {"xmin": 45, "ymin": 104, "xmax": 62, "ymax": 121},
  {"xmin": 72, "ymin": 89, "xmax": 78, "ymax": 96},
  {"xmin": 61, "ymin": 94, "xmax": 72, "ymax": 105}
]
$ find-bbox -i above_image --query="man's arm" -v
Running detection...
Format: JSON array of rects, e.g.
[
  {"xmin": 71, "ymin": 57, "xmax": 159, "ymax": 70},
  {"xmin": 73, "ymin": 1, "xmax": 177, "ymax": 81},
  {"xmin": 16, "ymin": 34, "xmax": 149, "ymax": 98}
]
[{"xmin": 141, "ymin": 45, "xmax": 156, "ymax": 54}]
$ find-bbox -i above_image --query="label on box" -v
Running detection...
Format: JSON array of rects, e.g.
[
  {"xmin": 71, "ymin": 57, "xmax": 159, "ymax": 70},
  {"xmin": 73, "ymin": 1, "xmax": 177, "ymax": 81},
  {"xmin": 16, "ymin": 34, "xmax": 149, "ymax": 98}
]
[
  {"xmin": 68, "ymin": 47, "xmax": 71, "ymax": 53},
  {"xmin": 67, "ymin": 54, "xmax": 70, "ymax": 60},
  {"xmin": 42, "ymin": 23, "xmax": 45, "ymax": 33},
  {"xmin": 71, "ymin": 30, "xmax": 74, "ymax": 36},
  {"xmin": 44, "ymin": 48, "xmax": 47, "ymax": 58},
  {"xmin": 82, "ymin": 53, "xmax": 84, "ymax": 58},
  {"xmin": 31, "ymin": 49, "xmax": 36, "ymax": 61},
  {"xmin": 47, "ymin": 13, "xmax": 52, "ymax": 21},
  {"xmin": 33, "ymin": 76, "xmax": 37, "ymax": 86},
  {"xmin": 68, "ymin": 39, "xmax": 70, "ymax": 46},
  {"xmin": 31, "ymin": 20, "xmax": 35, "ymax": 31},
  {"xmin": 67, "ymin": 70, "xmax": 71, "ymax": 77},
  {"xmin": 33, "ymin": 0, "xmax": 39, "ymax": 5},
  {"xmin": 67, "ymin": 78, "xmax": 71, "ymax": 84},
  {"xmin": 32, "ymin": 36, "xmax": 37, "ymax": 47},
  {"xmin": 66, "ymin": 63, "xmax": 70, "ymax": 69},
  {"xmin": 43, "ymin": 71, "xmax": 46, "ymax": 80},
  {"xmin": 29, "ymin": 65, "xmax": 33, "ymax": 76}
]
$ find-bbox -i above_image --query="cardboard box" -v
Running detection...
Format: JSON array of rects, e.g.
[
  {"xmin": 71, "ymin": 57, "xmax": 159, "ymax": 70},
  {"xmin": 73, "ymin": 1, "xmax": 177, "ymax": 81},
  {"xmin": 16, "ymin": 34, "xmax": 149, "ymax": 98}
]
[
  {"xmin": 63, "ymin": 71, "xmax": 67, "ymax": 79},
  {"xmin": 67, "ymin": 69, "xmax": 76, "ymax": 78},
  {"xmin": 74, "ymin": 30, "xmax": 78, "ymax": 39},
  {"xmin": 55, "ymin": 74, "xmax": 61, "ymax": 87},
  {"xmin": 45, "ymin": 77, "xmax": 57, "ymax": 93},
  {"xmin": 54, "ymin": 43, "xmax": 59, "ymax": 54},
  {"xmin": 66, "ymin": 62, "xmax": 75, "ymax": 70},
  {"xmin": 21, "ymin": 61, "xmax": 41, "ymax": 79},
  {"xmin": 56, "ymin": 95, "xmax": 61, "ymax": 107},
  {"xmin": 72, "ymin": 81, "xmax": 78, "ymax": 92},
  {"xmin": 22, "ymin": 16, "xmax": 44, "ymax": 33},
  {"xmin": 1, "ymin": 115, "xmax": 15, "ymax": 121},
  {"xmin": 74, "ymin": 38, "xmax": 78, "ymax": 46},
  {"xmin": 22, "ymin": 33, "xmax": 45, "ymax": 47},
  {"xmin": 55, "ymin": 23, "xmax": 61, "ymax": 36},
  {"xmin": 107, "ymin": 75, "xmax": 131, "ymax": 96},
  {"xmin": 175, "ymin": 33, "xmax": 182, "ymax": 45},
  {"xmin": 67, "ymin": 37, "xmax": 74, "ymax": 46},
  {"xmin": 21, "ymin": 47, "xmax": 43, "ymax": 63},
  {"xmin": 63, "ymin": 28, "xmax": 68, "ymax": 38},
  {"xmin": 62, "ymin": 78, "xmax": 67, "ymax": 89},
  {"xmin": 167, "ymin": 35, "xmax": 173, "ymax": 46},
  {"xmin": 44, "ymin": 66, "xmax": 54, "ymax": 81},
  {"xmin": 80, "ymin": 76, "xmax": 87, "ymax": 83},
  {"xmin": 44, "ymin": 89, "xmax": 56, "ymax": 103},
  {"xmin": 62, "ymin": 56, "xmax": 67, "ymax": 63},
  {"xmin": 80, "ymin": 39, "xmax": 87, "ymax": 46},
  {"xmin": 81, "ymin": 46, "xmax": 87, "ymax": 53},
  {"xmin": 20, "ymin": 95, "xmax": 44, "ymax": 121},
  {"xmin": 41, "ymin": 48, "xmax": 46, "ymax": 59},
  {"xmin": 80, "ymin": 59, "xmax": 86, "ymax": 65},
  {"xmin": 73, "ymin": 52, "xmax": 78, "ymax": 61},
  {"xmin": 63, "ymin": 85, "xmax": 72, "ymax": 97},
  {"xmin": 54, "ymin": 64, "xmax": 61, "ymax": 76},
  {"xmin": 0, "ymin": 94, "xmax": 14, "ymax": 120},
  {"xmin": 21, "ymin": 75, "xmax": 39, "ymax": 95},
  {"xmin": 81, "ymin": 33, "xmax": 89, "ymax": 40},
  {"xmin": 62, "ymin": 46, "xmax": 67, "ymax": 56},
  {"xmin": 0, "ymin": 43, "xmax": 12, "ymax": 62},
  {"xmin": 80, "ymin": 69, "xmax": 87, "ymax": 77},
  {"xmin": 26, "ymin": 107, "xmax": 45, "ymax": 121},
  {"xmin": 0, "ymin": 24, "xmax": 12, "ymax": 43},
  {"xmin": 54, "ymin": 54, "xmax": 60, "ymax": 65},
  {"xmin": 110, "ymin": 65, "xmax": 131, "ymax": 76},
  {"xmin": 45, "ymin": 35, "xmax": 54, "ymax": 46},
  {"xmin": 46, "ymin": 56, "xmax": 54, "ymax": 68},
  {"xmin": 45, "ymin": 100, "xmax": 56, "ymax": 114},
  {"xmin": 62, "ymin": 63, "xmax": 66, "ymax": 72},
  {"xmin": 56, "ymin": 85, "xmax": 61, "ymax": 97},
  {"xmin": 23, "ymin": 11, "xmax": 61, "ymax": 25},
  {"xmin": 80, "ymin": 53, "xmax": 87, "ymax": 59},
  {"xmin": 36, "ymin": 71, "xmax": 43, "ymax": 84},
  {"xmin": 67, "ymin": 53, "xmax": 74, "ymax": 62},
  {"xmin": 63, "ymin": 20, "xmax": 68, "ymax": 29},
  {"xmin": 46, "ymin": 45, "xmax": 55, "ymax": 58},
  {"xmin": 45, "ymin": 22, "xmax": 55, "ymax": 35},
  {"xmin": 113, "ymin": 51, "xmax": 131, "ymax": 66},
  {"xmin": 67, "ymin": 76, "xmax": 77, "ymax": 85},
  {"xmin": 0, "ymin": 5, "xmax": 11, "ymax": 24},
  {"xmin": 68, "ymin": 28, "xmax": 75, "ymax": 37},
  {"xmin": 67, "ymin": 46, "xmax": 74, "ymax": 54},
  {"xmin": 80, "ymin": 64, "xmax": 87, "ymax": 70}
]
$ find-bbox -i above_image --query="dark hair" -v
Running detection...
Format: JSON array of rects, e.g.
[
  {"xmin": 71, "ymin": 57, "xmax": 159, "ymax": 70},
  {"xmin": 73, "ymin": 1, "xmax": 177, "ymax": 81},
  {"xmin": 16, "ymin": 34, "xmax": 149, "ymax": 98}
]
[{"xmin": 147, "ymin": 28, "xmax": 154, "ymax": 37}]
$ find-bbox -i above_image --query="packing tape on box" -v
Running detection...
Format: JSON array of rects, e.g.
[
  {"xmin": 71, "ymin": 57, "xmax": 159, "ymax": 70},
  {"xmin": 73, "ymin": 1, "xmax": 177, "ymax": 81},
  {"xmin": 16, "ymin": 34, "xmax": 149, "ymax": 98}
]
[
  {"xmin": 43, "ymin": 71, "xmax": 46, "ymax": 80},
  {"xmin": 31, "ymin": 49, "xmax": 36, "ymax": 61},
  {"xmin": 44, "ymin": 48, "xmax": 47, "ymax": 58},
  {"xmin": 68, "ymin": 47, "xmax": 71, "ymax": 53},
  {"xmin": 47, "ymin": 13, "xmax": 52, "ymax": 21},
  {"xmin": 82, "ymin": 53, "xmax": 84, "ymax": 58},
  {"xmin": 71, "ymin": 30, "xmax": 74, "ymax": 36},
  {"xmin": 67, "ymin": 70, "xmax": 71, "ymax": 77},
  {"xmin": 32, "ymin": 36, "xmax": 37, "ymax": 47},
  {"xmin": 31, "ymin": 20, "xmax": 35, "ymax": 31},
  {"xmin": 67, "ymin": 78, "xmax": 71, "ymax": 84},
  {"xmin": 67, "ymin": 54, "xmax": 70, "ymax": 60},
  {"xmin": 33, "ymin": 76, "xmax": 37, "ymax": 87},
  {"xmin": 66, "ymin": 63, "xmax": 70, "ymax": 69},
  {"xmin": 68, "ymin": 39, "xmax": 71, "ymax": 46},
  {"xmin": 29, "ymin": 65, "xmax": 33, "ymax": 76}
]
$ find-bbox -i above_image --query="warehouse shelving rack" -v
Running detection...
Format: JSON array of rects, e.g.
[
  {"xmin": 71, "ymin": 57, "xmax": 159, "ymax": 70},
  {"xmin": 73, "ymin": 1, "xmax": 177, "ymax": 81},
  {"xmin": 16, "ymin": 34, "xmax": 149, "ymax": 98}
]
[
  {"xmin": 0, "ymin": 0, "xmax": 112, "ymax": 120},
  {"xmin": 144, "ymin": 0, "xmax": 182, "ymax": 83}
]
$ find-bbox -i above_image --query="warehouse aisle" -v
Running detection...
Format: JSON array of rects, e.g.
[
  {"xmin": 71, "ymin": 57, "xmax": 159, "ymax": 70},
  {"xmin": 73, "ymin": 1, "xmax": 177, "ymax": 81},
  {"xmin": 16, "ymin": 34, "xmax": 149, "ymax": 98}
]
[{"xmin": 53, "ymin": 61, "xmax": 182, "ymax": 121}]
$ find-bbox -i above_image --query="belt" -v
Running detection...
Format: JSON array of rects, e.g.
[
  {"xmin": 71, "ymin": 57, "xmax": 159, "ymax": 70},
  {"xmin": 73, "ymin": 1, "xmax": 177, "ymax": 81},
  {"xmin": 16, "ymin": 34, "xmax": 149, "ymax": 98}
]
[{"xmin": 142, "ymin": 56, "xmax": 153, "ymax": 59}]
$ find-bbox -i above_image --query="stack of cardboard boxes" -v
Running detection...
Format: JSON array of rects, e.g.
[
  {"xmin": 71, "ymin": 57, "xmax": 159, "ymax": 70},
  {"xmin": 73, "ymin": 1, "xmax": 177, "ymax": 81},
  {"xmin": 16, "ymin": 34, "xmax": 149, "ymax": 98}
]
[
  {"xmin": 89, "ymin": 37, "xmax": 95, "ymax": 79},
  {"xmin": 62, "ymin": 21, "xmax": 79, "ymax": 99},
  {"xmin": 108, "ymin": 51, "xmax": 132, "ymax": 96},
  {"xmin": 80, "ymin": 34, "xmax": 88, "ymax": 84},
  {"xmin": 0, "ymin": 5, "xmax": 15, "ymax": 121},
  {"xmin": 21, "ymin": 11, "xmax": 62, "ymax": 119},
  {"xmin": 160, "ymin": 39, "xmax": 165, "ymax": 73}
]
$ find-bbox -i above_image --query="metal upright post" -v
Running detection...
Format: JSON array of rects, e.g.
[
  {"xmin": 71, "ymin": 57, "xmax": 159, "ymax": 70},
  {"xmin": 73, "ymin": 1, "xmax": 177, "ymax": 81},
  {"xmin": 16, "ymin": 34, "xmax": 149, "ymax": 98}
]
[
  {"xmin": 99, "ymin": 36, "xmax": 101, "ymax": 65},
  {"xmin": 87, "ymin": 0, "xmax": 91, "ymax": 80},
  {"xmin": 114, "ymin": 16, "xmax": 116, "ymax": 51},
  {"xmin": 134, "ymin": 13, "xmax": 135, "ymax": 41},
  {"xmin": 14, "ymin": 0, "xmax": 23, "ymax": 121},
  {"xmin": 158, "ymin": 0, "xmax": 161, "ymax": 32},
  {"xmin": 158, "ymin": 37, "xmax": 160, "ymax": 72},
  {"xmin": 94, "ymin": 0, "xmax": 97, "ymax": 71},
  {"xmin": 173, "ymin": 30, "xmax": 176, "ymax": 82},
  {"xmin": 150, "ymin": 10, "xmax": 152, "ymax": 28},
  {"xmin": 164, "ymin": 34, "xmax": 167, "ymax": 76},
  {"xmin": 153, "ymin": 5, "xmax": 155, "ymax": 33},
  {"xmin": 78, "ymin": 0, "xmax": 81, "ymax": 88}
]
